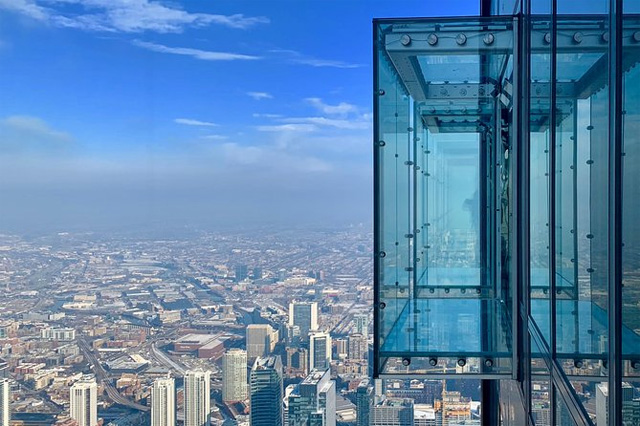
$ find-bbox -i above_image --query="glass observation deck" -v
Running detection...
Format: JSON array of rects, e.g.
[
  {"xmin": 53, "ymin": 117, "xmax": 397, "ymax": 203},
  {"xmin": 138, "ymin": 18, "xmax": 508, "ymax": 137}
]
[{"xmin": 373, "ymin": 15, "xmax": 640, "ymax": 381}]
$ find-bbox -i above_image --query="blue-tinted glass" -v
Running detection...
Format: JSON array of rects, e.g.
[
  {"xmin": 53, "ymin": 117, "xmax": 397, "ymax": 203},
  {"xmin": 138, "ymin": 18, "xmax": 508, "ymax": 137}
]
[
  {"xmin": 375, "ymin": 18, "xmax": 514, "ymax": 376},
  {"xmin": 622, "ymin": 17, "xmax": 640, "ymax": 375},
  {"xmin": 530, "ymin": 15, "xmax": 552, "ymax": 341}
]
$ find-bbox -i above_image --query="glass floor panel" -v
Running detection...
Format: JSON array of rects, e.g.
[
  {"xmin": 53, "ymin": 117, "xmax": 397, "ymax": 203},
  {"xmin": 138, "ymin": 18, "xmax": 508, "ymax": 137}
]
[{"xmin": 379, "ymin": 298, "xmax": 511, "ymax": 357}]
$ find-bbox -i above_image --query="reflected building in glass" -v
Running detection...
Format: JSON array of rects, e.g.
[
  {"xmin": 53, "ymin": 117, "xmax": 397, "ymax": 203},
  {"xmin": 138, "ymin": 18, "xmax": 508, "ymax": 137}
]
[{"xmin": 373, "ymin": 0, "xmax": 640, "ymax": 424}]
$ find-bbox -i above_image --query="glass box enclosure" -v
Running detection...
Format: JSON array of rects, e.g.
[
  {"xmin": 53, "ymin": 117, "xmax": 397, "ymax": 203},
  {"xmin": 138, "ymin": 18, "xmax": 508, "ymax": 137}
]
[
  {"xmin": 374, "ymin": 10, "xmax": 640, "ymax": 425},
  {"xmin": 375, "ymin": 17, "xmax": 515, "ymax": 378}
]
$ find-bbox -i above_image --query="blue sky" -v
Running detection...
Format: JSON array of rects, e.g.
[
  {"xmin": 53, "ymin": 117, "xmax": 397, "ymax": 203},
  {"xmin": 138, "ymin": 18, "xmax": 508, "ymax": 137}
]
[{"xmin": 0, "ymin": 0, "xmax": 478, "ymax": 233}]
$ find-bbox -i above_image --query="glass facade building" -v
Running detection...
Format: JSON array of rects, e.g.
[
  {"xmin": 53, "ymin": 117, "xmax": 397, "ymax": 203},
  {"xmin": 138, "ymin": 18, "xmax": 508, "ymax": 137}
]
[{"xmin": 373, "ymin": 0, "xmax": 640, "ymax": 424}]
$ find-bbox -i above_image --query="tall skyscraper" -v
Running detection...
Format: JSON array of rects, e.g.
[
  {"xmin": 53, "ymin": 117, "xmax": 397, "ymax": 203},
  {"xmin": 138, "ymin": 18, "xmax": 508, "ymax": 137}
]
[
  {"xmin": 222, "ymin": 349, "xmax": 248, "ymax": 402},
  {"xmin": 0, "ymin": 379, "xmax": 9, "ymax": 426},
  {"xmin": 184, "ymin": 370, "xmax": 211, "ymax": 426},
  {"xmin": 151, "ymin": 376, "xmax": 175, "ymax": 426},
  {"xmin": 596, "ymin": 382, "xmax": 636, "ymax": 426},
  {"xmin": 335, "ymin": 338, "xmax": 348, "ymax": 360},
  {"xmin": 250, "ymin": 356, "xmax": 283, "ymax": 426},
  {"xmin": 246, "ymin": 324, "xmax": 278, "ymax": 359},
  {"xmin": 287, "ymin": 369, "xmax": 336, "ymax": 426},
  {"xmin": 289, "ymin": 301, "xmax": 318, "ymax": 337},
  {"xmin": 353, "ymin": 314, "xmax": 369, "ymax": 339},
  {"xmin": 347, "ymin": 333, "xmax": 367, "ymax": 361},
  {"xmin": 70, "ymin": 379, "xmax": 98, "ymax": 426},
  {"xmin": 371, "ymin": 398, "xmax": 414, "ymax": 426},
  {"xmin": 309, "ymin": 332, "xmax": 331, "ymax": 371},
  {"xmin": 356, "ymin": 379, "xmax": 372, "ymax": 426},
  {"xmin": 235, "ymin": 264, "xmax": 248, "ymax": 282}
]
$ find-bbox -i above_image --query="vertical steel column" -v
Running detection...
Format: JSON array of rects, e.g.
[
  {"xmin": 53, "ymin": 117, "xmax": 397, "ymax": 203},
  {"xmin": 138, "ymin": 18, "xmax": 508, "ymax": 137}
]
[
  {"xmin": 608, "ymin": 0, "xmax": 624, "ymax": 424},
  {"xmin": 548, "ymin": 1, "xmax": 558, "ymax": 425}
]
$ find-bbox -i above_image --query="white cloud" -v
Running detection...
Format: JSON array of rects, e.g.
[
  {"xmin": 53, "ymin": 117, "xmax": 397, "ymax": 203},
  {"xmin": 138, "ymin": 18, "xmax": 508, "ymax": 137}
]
[
  {"xmin": 253, "ymin": 113, "xmax": 282, "ymax": 118},
  {"xmin": 0, "ymin": 115, "xmax": 73, "ymax": 155},
  {"xmin": 256, "ymin": 124, "xmax": 317, "ymax": 133},
  {"xmin": 292, "ymin": 58, "xmax": 364, "ymax": 69},
  {"xmin": 174, "ymin": 118, "xmax": 218, "ymax": 127},
  {"xmin": 305, "ymin": 98, "xmax": 358, "ymax": 116},
  {"xmin": 0, "ymin": 0, "xmax": 48, "ymax": 20},
  {"xmin": 133, "ymin": 40, "xmax": 260, "ymax": 61},
  {"xmin": 200, "ymin": 134, "xmax": 228, "ymax": 140},
  {"xmin": 279, "ymin": 116, "xmax": 369, "ymax": 130},
  {"xmin": 0, "ymin": 0, "xmax": 269, "ymax": 33},
  {"xmin": 270, "ymin": 48, "xmax": 364, "ymax": 69},
  {"xmin": 246, "ymin": 92, "xmax": 273, "ymax": 100}
]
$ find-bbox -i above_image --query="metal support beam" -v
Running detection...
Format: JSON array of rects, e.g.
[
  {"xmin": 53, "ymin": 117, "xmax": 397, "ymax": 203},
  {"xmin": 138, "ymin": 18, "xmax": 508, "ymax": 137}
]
[{"xmin": 608, "ymin": 0, "xmax": 624, "ymax": 425}]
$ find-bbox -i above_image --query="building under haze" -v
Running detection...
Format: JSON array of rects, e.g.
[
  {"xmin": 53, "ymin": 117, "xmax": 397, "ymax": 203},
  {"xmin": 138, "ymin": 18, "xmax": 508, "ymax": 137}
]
[
  {"xmin": 309, "ymin": 332, "xmax": 331, "ymax": 371},
  {"xmin": 356, "ymin": 379, "xmax": 372, "ymax": 426},
  {"xmin": 0, "ymin": 379, "xmax": 9, "ymax": 426},
  {"xmin": 353, "ymin": 314, "xmax": 369, "ymax": 339},
  {"xmin": 222, "ymin": 349, "xmax": 248, "ymax": 402},
  {"xmin": 70, "ymin": 379, "xmax": 97, "ymax": 426},
  {"xmin": 184, "ymin": 370, "xmax": 211, "ymax": 426},
  {"xmin": 246, "ymin": 324, "xmax": 278, "ymax": 359},
  {"xmin": 374, "ymin": 0, "xmax": 640, "ymax": 424},
  {"xmin": 250, "ymin": 356, "xmax": 283, "ymax": 426},
  {"xmin": 289, "ymin": 301, "xmax": 318, "ymax": 338},
  {"xmin": 151, "ymin": 376, "xmax": 175, "ymax": 426},
  {"xmin": 371, "ymin": 398, "xmax": 414, "ymax": 426},
  {"xmin": 287, "ymin": 369, "xmax": 336, "ymax": 426}
]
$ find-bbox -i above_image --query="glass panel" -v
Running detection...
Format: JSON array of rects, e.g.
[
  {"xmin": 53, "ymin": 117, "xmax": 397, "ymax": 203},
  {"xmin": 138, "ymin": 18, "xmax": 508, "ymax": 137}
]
[
  {"xmin": 376, "ymin": 22, "xmax": 412, "ymax": 368},
  {"xmin": 531, "ymin": 337, "xmax": 551, "ymax": 426},
  {"xmin": 622, "ymin": 17, "xmax": 640, "ymax": 377},
  {"xmin": 555, "ymin": 387, "xmax": 576, "ymax": 425},
  {"xmin": 557, "ymin": 0, "xmax": 607, "ymax": 14},
  {"xmin": 375, "ymin": 18, "xmax": 514, "ymax": 376},
  {"xmin": 530, "ymin": 15, "xmax": 552, "ymax": 342},
  {"xmin": 549, "ymin": 17, "xmax": 610, "ymax": 382}
]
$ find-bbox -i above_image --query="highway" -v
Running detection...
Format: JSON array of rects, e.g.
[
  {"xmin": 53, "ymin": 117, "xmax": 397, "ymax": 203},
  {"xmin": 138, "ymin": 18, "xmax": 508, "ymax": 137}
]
[
  {"xmin": 77, "ymin": 337, "xmax": 150, "ymax": 412},
  {"xmin": 150, "ymin": 342, "xmax": 186, "ymax": 375}
]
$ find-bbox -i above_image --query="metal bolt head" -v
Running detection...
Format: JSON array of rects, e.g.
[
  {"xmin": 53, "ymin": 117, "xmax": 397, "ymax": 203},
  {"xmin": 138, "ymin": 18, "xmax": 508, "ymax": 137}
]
[
  {"xmin": 427, "ymin": 33, "xmax": 438, "ymax": 46},
  {"xmin": 456, "ymin": 33, "xmax": 467, "ymax": 45},
  {"xmin": 428, "ymin": 357, "xmax": 438, "ymax": 366},
  {"xmin": 631, "ymin": 360, "xmax": 640, "ymax": 369},
  {"xmin": 402, "ymin": 358, "xmax": 411, "ymax": 366},
  {"xmin": 457, "ymin": 358, "xmax": 466, "ymax": 367},
  {"xmin": 544, "ymin": 33, "xmax": 551, "ymax": 44},
  {"xmin": 379, "ymin": 251, "xmax": 386, "ymax": 258},
  {"xmin": 634, "ymin": 32, "xmax": 640, "ymax": 43},
  {"xmin": 378, "ymin": 89, "xmax": 385, "ymax": 96},
  {"xmin": 400, "ymin": 34, "xmax": 412, "ymax": 46},
  {"xmin": 484, "ymin": 358, "xmax": 494, "ymax": 368},
  {"xmin": 379, "ymin": 302, "xmax": 386, "ymax": 309},
  {"xmin": 573, "ymin": 32, "xmax": 584, "ymax": 44},
  {"xmin": 574, "ymin": 359, "xmax": 583, "ymax": 369},
  {"xmin": 602, "ymin": 32, "xmax": 610, "ymax": 43},
  {"xmin": 483, "ymin": 33, "xmax": 495, "ymax": 45}
]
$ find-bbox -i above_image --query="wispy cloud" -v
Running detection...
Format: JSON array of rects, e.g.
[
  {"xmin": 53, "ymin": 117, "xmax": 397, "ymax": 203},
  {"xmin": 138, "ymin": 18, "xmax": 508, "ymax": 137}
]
[
  {"xmin": 270, "ymin": 48, "xmax": 365, "ymax": 69},
  {"xmin": 256, "ymin": 124, "xmax": 317, "ymax": 133},
  {"xmin": 246, "ymin": 92, "xmax": 273, "ymax": 100},
  {"xmin": 0, "ymin": 115, "xmax": 73, "ymax": 155},
  {"xmin": 0, "ymin": 0, "xmax": 269, "ymax": 33},
  {"xmin": 305, "ymin": 98, "xmax": 358, "ymax": 116},
  {"xmin": 133, "ymin": 40, "xmax": 260, "ymax": 61},
  {"xmin": 200, "ymin": 134, "xmax": 228, "ymax": 140},
  {"xmin": 253, "ymin": 113, "xmax": 282, "ymax": 119},
  {"xmin": 278, "ymin": 116, "xmax": 369, "ymax": 130},
  {"xmin": 174, "ymin": 118, "xmax": 218, "ymax": 127}
]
